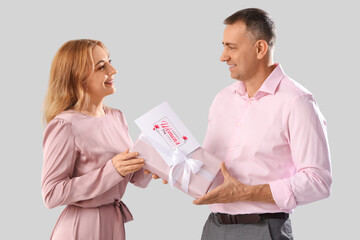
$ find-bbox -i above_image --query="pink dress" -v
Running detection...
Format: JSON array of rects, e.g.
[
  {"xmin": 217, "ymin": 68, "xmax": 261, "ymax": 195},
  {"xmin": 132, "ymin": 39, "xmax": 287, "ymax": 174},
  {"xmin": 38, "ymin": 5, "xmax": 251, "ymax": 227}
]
[{"xmin": 41, "ymin": 107, "xmax": 151, "ymax": 240}]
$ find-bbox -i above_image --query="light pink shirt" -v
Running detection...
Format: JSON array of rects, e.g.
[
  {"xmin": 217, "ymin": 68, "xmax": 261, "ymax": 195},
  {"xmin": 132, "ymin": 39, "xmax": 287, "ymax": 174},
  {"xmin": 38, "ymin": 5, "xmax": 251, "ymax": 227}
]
[{"xmin": 203, "ymin": 64, "xmax": 332, "ymax": 214}]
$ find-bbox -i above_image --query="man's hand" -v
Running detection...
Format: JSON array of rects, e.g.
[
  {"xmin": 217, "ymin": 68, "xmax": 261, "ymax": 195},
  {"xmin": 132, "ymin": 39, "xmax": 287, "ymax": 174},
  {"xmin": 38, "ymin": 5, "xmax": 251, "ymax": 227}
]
[
  {"xmin": 193, "ymin": 162, "xmax": 275, "ymax": 205},
  {"xmin": 144, "ymin": 169, "xmax": 168, "ymax": 184}
]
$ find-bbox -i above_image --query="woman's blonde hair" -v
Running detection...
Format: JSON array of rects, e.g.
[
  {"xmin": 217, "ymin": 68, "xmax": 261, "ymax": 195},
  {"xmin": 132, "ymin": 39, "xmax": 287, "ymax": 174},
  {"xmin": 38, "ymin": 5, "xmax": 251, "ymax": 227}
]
[{"xmin": 42, "ymin": 39, "xmax": 108, "ymax": 124}]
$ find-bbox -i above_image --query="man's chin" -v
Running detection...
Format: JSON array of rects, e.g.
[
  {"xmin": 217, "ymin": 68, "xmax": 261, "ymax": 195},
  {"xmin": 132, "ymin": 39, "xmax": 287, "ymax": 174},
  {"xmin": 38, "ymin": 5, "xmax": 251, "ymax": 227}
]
[{"xmin": 230, "ymin": 73, "xmax": 242, "ymax": 81}]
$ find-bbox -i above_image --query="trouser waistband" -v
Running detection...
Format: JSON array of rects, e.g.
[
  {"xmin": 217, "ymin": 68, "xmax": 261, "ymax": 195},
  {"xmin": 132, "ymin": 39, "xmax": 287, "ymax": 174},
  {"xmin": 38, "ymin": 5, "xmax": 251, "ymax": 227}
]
[{"xmin": 215, "ymin": 212, "xmax": 289, "ymax": 224}]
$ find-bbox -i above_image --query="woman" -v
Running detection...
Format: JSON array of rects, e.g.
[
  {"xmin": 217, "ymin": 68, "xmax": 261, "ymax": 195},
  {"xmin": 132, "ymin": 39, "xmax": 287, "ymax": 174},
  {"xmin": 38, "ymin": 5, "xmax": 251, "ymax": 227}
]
[{"xmin": 41, "ymin": 39, "xmax": 151, "ymax": 240}]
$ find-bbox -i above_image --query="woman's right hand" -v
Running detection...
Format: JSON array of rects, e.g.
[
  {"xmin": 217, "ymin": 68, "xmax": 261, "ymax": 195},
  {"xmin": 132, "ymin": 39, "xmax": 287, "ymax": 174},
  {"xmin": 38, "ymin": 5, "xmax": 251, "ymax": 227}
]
[
  {"xmin": 144, "ymin": 169, "xmax": 168, "ymax": 184},
  {"xmin": 111, "ymin": 149, "xmax": 145, "ymax": 177}
]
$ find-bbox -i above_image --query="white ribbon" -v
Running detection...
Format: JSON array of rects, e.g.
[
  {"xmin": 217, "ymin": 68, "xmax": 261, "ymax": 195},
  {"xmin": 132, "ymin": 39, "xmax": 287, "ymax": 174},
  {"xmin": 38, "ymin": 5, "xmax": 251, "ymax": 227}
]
[
  {"xmin": 168, "ymin": 148, "xmax": 203, "ymax": 193},
  {"xmin": 140, "ymin": 134, "xmax": 203, "ymax": 193}
]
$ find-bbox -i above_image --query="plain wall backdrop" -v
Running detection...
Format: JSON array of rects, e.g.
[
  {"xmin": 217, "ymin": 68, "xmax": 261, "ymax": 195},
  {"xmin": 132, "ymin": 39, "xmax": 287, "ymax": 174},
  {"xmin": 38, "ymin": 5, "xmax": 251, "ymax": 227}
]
[{"xmin": 0, "ymin": 0, "xmax": 358, "ymax": 239}]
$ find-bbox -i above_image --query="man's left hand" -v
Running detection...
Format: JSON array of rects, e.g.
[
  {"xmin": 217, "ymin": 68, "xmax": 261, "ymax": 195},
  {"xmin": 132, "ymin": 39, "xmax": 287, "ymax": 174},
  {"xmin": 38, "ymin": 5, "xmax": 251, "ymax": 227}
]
[
  {"xmin": 193, "ymin": 162, "xmax": 248, "ymax": 205},
  {"xmin": 193, "ymin": 162, "xmax": 275, "ymax": 205}
]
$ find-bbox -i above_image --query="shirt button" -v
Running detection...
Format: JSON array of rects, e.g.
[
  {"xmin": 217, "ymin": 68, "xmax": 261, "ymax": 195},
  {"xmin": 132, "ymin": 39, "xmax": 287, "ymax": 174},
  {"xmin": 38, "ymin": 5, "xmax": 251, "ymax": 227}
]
[
  {"xmin": 238, "ymin": 122, "xmax": 242, "ymax": 127},
  {"xmin": 230, "ymin": 146, "xmax": 234, "ymax": 151}
]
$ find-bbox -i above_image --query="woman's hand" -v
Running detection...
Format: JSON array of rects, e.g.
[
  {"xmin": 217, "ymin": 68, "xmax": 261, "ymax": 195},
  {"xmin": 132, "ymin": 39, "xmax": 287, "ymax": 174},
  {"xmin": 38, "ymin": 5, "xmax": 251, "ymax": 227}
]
[
  {"xmin": 144, "ymin": 169, "xmax": 168, "ymax": 184},
  {"xmin": 112, "ymin": 149, "xmax": 145, "ymax": 177}
]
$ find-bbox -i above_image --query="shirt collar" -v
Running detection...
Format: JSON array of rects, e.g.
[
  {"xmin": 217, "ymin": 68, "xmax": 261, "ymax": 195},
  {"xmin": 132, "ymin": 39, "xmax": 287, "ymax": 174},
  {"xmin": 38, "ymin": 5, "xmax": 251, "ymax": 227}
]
[{"xmin": 232, "ymin": 63, "xmax": 285, "ymax": 99}]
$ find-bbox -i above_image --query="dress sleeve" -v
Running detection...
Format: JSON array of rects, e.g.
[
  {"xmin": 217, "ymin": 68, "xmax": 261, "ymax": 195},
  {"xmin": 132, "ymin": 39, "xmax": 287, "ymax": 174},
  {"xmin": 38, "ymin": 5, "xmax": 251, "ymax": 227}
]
[
  {"xmin": 269, "ymin": 95, "xmax": 332, "ymax": 210},
  {"xmin": 130, "ymin": 169, "xmax": 152, "ymax": 188},
  {"xmin": 116, "ymin": 110, "xmax": 152, "ymax": 188},
  {"xmin": 41, "ymin": 118, "xmax": 124, "ymax": 209}
]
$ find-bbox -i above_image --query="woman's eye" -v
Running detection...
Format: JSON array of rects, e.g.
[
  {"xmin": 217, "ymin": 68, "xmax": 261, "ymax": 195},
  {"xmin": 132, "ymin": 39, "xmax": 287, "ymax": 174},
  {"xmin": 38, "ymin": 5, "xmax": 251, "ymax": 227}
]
[
  {"xmin": 109, "ymin": 59, "xmax": 112, "ymax": 64},
  {"xmin": 98, "ymin": 65, "xmax": 105, "ymax": 70}
]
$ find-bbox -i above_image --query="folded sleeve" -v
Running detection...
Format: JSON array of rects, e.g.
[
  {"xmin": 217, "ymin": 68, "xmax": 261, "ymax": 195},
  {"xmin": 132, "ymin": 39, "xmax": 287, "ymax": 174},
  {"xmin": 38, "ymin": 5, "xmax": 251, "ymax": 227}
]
[
  {"xmin": 130, "ymin": 168, "xmax": 152, "ymax": 188},
  {"xmin": 41, "ymin": 118, "xmax": 124, "ymax": 209},
  {"xmin": 269, "ymin": 95, "xmax": 332, "ymax": 210}
]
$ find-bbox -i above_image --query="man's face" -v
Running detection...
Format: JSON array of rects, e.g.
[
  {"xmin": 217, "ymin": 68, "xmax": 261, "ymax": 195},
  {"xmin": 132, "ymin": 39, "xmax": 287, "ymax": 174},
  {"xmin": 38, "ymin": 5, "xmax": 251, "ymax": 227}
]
[{"xmin": 220, "ymin": 21, "xmax": 258, "ymax": 81}]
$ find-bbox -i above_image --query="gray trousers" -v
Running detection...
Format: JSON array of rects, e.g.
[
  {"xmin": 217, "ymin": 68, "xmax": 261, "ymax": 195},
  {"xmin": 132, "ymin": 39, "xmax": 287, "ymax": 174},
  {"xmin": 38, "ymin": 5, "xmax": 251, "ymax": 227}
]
[{"xmin": 201, "ymin": 213, "xmax": 293, "ymax": 240}]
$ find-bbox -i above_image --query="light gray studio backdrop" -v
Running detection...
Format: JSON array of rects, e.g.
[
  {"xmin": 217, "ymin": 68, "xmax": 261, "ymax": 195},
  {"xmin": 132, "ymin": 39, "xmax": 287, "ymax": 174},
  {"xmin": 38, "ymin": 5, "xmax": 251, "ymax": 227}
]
[{"xmin": 0, "ymin": 0, "xmax": 358, "ymax": 239}]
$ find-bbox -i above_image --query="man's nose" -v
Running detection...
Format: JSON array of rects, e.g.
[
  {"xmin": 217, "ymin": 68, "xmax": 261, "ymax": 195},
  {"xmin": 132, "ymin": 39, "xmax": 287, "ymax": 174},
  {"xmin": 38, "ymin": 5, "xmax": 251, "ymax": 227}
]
[{"xmin": 220, "ymin": 50, "xmax": 230, "ymax": 62}]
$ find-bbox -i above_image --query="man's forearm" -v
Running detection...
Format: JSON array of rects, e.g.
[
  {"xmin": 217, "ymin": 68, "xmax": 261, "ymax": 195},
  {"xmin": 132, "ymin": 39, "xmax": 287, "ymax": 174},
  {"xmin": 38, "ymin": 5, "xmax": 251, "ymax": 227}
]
[
  {"xmin": 243, "ymin": 184, "xmax": 276, "ymax": 204},
  {"xmin": 193, "ymin": 163, "xmax": 277, "ymax": 205}
]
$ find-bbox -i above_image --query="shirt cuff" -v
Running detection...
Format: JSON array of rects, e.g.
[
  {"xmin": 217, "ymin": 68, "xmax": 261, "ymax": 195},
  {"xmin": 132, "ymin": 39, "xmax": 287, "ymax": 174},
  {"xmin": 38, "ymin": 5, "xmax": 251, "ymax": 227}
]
[{"xmin": 269, "ymin": 179, "xmax": 297, "ymax": 211}]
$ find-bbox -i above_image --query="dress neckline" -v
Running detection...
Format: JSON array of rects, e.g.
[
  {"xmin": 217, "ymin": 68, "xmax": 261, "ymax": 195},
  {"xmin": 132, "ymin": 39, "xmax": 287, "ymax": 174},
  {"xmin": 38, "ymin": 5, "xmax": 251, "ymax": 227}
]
[{"xmin": 69, "ymin": 107, "xmax": 110, "ymax": 119}]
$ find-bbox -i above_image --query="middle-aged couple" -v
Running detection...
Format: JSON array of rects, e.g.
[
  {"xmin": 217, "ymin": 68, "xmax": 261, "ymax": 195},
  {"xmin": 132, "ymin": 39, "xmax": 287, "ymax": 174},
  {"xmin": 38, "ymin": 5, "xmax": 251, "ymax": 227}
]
[{"xmin": 41, "ymin": 8, "xmax": 332, "ymax": 240}]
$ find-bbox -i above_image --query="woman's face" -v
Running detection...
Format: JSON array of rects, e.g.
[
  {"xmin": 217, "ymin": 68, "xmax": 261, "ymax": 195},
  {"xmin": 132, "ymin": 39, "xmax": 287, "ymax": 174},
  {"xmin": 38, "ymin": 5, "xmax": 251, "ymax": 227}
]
[{"xmin": 86, "ymin": 45, "xmax": 117, "ymax": 101}]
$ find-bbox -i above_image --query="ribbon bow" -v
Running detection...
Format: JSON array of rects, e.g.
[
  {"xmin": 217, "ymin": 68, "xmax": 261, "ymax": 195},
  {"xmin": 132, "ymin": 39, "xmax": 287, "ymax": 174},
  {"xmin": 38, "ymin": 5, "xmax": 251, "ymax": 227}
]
[
  {"xmin": 140, "ymin": 134, "xmax": 203, "ymax": 193},
  {"xmin": 168, "ymin": 148, "xmax": 203, "ymax": 193}
]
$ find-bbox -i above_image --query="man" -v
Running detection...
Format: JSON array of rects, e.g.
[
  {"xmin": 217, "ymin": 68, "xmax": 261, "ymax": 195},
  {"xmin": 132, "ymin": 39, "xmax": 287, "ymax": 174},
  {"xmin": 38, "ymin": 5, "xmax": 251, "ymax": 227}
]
[{"xmin": 193, "ymin": 8, "xmax": 332, "ymax": 240}]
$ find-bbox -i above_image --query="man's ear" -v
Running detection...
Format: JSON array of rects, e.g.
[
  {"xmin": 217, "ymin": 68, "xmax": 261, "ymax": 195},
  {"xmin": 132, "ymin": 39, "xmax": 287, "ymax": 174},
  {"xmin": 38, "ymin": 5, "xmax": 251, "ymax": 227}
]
[{"xmin": 255, "ymin": 40, "xmax": 268, "ymax": 60}]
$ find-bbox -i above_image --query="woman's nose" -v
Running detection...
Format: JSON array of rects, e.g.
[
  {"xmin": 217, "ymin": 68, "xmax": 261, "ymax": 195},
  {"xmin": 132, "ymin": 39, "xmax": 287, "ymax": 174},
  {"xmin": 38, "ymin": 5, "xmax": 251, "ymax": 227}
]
[{"xmin": 108, "ymin": 63, "xmax": 117, "ymax": 75}]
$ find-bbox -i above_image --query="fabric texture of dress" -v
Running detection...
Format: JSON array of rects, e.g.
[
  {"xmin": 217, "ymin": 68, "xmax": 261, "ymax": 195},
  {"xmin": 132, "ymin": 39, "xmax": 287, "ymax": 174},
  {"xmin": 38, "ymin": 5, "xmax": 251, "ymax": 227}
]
[{"xmin": 41, "ymin": 107, "xmax": 151, "ymax": 240}]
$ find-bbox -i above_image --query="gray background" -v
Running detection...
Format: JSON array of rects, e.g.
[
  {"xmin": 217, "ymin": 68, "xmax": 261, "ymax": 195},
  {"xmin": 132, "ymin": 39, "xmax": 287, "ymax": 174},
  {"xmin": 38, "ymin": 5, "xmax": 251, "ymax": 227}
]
[{"xmin": 0, "ymin": 0, "xmax": 358, "ymax": 239}]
